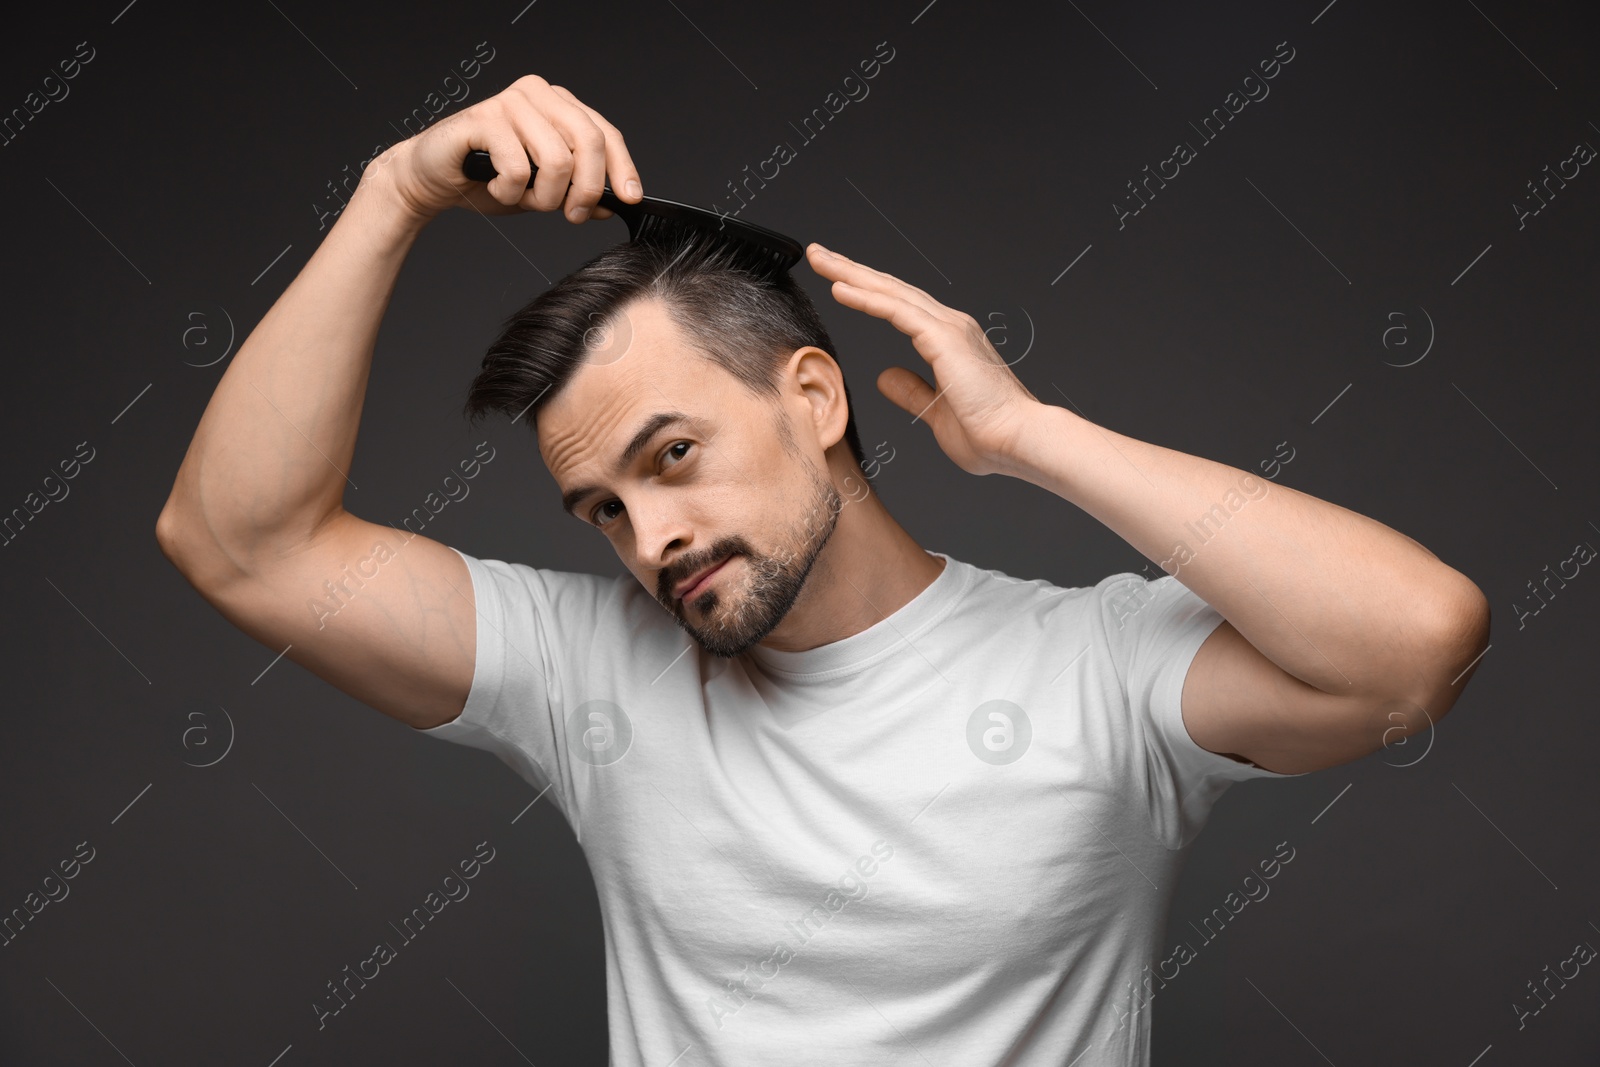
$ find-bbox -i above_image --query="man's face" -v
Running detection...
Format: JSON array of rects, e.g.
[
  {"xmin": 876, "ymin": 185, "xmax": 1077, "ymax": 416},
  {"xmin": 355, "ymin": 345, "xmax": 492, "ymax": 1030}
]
[{"xmin": 538, "ymin": 296, "xmax": 845, "ymax": 657}]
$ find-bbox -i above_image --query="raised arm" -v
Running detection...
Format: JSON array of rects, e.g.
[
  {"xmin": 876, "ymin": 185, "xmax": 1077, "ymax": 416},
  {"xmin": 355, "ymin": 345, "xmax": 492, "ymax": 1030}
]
[
  {"xmin": 155, "ymin": 76, "xmax": 643, "ymax": 729},
  {"xmin": 801, "ymin": 241, "xmax": 1491, "ymax": 775}
]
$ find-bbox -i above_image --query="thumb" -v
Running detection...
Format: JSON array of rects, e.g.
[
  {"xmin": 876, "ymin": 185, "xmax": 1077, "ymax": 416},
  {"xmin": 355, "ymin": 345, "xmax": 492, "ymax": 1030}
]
[{"xmin": 877, "ymin": 366, "xmax": 937, "ymax": 419}]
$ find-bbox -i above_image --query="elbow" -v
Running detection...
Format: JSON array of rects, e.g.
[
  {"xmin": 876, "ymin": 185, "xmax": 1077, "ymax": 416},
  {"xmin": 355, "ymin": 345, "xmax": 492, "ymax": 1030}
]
[
  {"xmin": 1416, "ymin": 578, "xmax": 1492, "ymax": 715},
  {"xmin": 155, "ymin": 504, "xmax": 239, "ymax": 597},
  {"xmin": 155, "ymin": 501, "xmax": 187, "ymax": 568},
  {"xmin": 1442, "ymin": 578, "xmax": 1492, "ymax": 666},
  {"xmin": 155, "ymin": 499, "xmax": 217, "ymax": 584}
]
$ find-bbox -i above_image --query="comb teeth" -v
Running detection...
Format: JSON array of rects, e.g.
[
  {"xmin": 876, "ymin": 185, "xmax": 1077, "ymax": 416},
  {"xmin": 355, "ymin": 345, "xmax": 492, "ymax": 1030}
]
[
  {"xmin": 627, "ymin": 213, "xmax": 792, "ymax": 276},
  {"xmin": 631, "ymin": 212, "xmax": 670, "ymax": 240}
]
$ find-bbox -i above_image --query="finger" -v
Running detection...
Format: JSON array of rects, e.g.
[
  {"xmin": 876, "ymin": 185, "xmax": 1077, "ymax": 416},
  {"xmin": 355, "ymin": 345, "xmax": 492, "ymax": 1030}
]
[
  {"xmin": 877, "ymin": 366, "xmax": 940, "ymax": 420},
  {"xmin": 550, "ymin": 86, "xmax": 644, "ymax": 204},
  {"xmin": 540, "ymin": 86, "xmax": 609, "ymax": 222},
  {"xmin": 475, "ymin": 119, "xmax": 534, "ymax": 208},
  {"xmin": 807, "ymin": 244, "xmax": 947, "ymax": 319},
  {"xmin": 503, "ymin": 101, "xmax": 575, "ymax": 213},
  {"xmin": 827, "ymin": 251, "xmax": 945, "ymax": 314},
  {"xmin": 828, "ymin": 278, "xmax": 947, "ymax": 342}
]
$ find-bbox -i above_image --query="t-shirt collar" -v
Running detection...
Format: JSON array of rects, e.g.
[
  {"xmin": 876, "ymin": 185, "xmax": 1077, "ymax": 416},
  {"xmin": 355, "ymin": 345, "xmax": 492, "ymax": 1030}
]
[{"xmin": 741, "ymin": 551, "xmax": 969, "ymax": 682}]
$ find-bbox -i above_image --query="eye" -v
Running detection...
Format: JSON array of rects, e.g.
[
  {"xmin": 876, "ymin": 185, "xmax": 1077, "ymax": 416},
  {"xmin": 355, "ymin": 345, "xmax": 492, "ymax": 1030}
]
[{"xmin": 589, "ymin": 441, "xmax": 695, "ymax": 529}]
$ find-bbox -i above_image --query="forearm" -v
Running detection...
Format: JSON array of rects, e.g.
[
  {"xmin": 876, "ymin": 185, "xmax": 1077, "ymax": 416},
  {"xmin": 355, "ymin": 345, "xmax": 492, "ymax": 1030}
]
[
  {"xmin": 1006, "ymin": 403, "xmax": 1487, "ymax": 701},
  {"xmin": 159, "ymin": 153, "xmax": 429, "ymax": 573}
]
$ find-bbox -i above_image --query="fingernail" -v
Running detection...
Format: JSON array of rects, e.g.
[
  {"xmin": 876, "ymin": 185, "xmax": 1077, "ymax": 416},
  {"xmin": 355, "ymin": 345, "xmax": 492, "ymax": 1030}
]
[
  {"xmin": 626, "ymin": 178, "xmax": 642, "ymax": 198},
  {"xmin": 571, "ymin": 205, "xmax": 589, "ymax": 222}
]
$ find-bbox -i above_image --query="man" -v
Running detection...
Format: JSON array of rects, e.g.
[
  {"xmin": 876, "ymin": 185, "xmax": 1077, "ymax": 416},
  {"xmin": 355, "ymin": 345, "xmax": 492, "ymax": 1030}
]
[{"xmin": 156, "ymin": 75, "xmax": 1490, "ymax": 1064}]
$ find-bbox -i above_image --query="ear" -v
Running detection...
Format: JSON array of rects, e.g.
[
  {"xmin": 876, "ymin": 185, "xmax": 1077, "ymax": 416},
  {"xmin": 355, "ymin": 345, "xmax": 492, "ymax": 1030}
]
[{"xmin": 788, "ymin": 346, "xmax": 850, "ymax": 453}]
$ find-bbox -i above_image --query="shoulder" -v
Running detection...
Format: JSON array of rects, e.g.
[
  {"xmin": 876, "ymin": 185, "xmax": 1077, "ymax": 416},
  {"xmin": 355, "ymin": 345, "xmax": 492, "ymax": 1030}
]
[
  {"xmin": 454, "ymin": 551, "xmax": 658, "ymax": 628},
  {"xmin": 945, "ymin": 553, "xmax": 1148, "ymax": 608},
  {"xmin": 938, "ymin": 553, "xmax": 1095, "ymax": 629},
  {"xmin": 953, "ymin": 561, "xmax": 1213, "ymax": 652}
]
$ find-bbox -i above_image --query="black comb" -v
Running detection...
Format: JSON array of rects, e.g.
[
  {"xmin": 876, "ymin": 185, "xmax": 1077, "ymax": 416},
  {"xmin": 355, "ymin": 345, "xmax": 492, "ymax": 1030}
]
[{"xmin": 462, "ymin": 149, "xmax": 804, "ymax": 274}]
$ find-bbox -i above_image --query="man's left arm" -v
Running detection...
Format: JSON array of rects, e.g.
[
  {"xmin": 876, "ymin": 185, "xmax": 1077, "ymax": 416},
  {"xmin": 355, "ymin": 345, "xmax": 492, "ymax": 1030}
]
[
  {"xmin": 1003, "ymin": 402, "xmax": 1490, "ymax": 774},
  {"xmin": 804, "ymin": 241, "xmax": 1492, "ymax": 776}
]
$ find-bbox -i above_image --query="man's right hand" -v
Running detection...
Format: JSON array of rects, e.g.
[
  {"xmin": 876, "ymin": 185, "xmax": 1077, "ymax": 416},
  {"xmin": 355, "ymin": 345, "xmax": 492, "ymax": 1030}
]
[
  {"xmin": 158, "ymin": 72, "xmax": 647, "ymax": 731},
  {"xmin": 372, "ymin": 73, "xmax": 645, "ymax": 225}
]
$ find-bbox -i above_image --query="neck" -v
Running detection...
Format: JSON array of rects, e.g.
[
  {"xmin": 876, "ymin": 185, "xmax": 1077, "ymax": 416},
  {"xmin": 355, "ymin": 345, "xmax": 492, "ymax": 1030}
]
[{"xmin": 756, "ymin": 482, "xmax": 945, "ymax": 653}]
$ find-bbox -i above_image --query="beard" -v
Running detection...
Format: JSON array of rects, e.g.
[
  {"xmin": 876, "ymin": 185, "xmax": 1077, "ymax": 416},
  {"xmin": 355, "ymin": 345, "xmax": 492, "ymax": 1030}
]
[{"xmin": 656, "ymin": 455, "xmax": 843, "ymax": 658}]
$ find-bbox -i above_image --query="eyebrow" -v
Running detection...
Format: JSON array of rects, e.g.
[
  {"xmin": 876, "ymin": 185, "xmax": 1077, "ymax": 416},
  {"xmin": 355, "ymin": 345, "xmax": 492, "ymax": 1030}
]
[{"xmin": 560, "ymin": 411, "xmax": 705, "ymax": 520}]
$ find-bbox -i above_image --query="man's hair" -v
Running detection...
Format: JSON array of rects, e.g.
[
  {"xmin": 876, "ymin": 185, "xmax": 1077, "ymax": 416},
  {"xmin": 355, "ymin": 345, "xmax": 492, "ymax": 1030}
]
[{"xmin": 463, "ymin": 226, "xmax": 867, "ymax": 473}]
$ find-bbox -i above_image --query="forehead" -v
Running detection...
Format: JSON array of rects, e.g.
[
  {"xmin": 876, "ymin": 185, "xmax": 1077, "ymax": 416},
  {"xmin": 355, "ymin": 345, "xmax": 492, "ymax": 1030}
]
[{"xmin": 537, "ymin": 296, "xmax": 722, "ymax": 478}]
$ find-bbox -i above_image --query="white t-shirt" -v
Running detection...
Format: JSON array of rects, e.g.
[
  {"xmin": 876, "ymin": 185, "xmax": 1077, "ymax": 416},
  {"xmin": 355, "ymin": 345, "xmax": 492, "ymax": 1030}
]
[{"xmin": 419, "ymin": 547, "xmax": 1303, "ymax": 1065}]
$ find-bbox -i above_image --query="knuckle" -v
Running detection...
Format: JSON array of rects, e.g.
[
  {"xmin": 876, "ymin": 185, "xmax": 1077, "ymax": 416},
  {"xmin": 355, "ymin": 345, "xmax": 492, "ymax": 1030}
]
[
  {"xmin": 499, "ymin": 148, "xmax": 532, "ymax": 178},
  {"xmin": 586, "ymin": 107, "xmax": 621, "ymax": 134},
  {"xmin": 492, "ymin": 95, "xmax": 523, "ymax": 122}
]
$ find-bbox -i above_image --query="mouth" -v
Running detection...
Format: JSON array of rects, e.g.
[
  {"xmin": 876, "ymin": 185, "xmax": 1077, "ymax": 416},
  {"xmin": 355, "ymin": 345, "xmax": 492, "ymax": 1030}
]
[{"xmin": 676, "ymin": 555, "xmax": 736, "ymax": 603}]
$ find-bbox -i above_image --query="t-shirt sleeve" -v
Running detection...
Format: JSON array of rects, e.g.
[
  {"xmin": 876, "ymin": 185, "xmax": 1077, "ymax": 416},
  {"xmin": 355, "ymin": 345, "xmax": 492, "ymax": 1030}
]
[
  {"xmin": 1092, "ymin": 570, "xmax": 1306, "ymax": 850},
  {"xmin": 413, "ymin": 546, "xmax": 616, "ymax": 828}
]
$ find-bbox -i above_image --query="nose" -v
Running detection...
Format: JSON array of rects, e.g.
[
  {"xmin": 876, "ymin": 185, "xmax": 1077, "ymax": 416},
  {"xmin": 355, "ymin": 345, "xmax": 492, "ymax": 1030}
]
[{"xmin": 625, "ymin": 490, "xmax": 696, "ymax": 581}]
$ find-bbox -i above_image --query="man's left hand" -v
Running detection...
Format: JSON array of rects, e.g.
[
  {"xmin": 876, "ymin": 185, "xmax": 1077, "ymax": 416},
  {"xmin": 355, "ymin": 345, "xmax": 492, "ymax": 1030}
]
[{"xmin": 805, "ymin": 242, "xmax": 1044, "ymax": 478}]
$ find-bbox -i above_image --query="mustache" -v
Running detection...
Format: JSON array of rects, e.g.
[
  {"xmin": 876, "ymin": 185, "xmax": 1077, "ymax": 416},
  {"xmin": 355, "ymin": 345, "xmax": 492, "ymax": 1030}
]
[
  {"xmin": 659, "ymin": 470, "xmax": 841, "ymax": 601},
  {"xmin": 664, "ymin": 544, "xmax": 747, "ymax": 598}
]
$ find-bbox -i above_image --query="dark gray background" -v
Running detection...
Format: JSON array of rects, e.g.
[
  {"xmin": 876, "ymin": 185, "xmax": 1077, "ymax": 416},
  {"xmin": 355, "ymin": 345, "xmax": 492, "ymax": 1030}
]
[{"xmin": 2, "ymin": 0, "xmax": 1596, "ymax": 1063}]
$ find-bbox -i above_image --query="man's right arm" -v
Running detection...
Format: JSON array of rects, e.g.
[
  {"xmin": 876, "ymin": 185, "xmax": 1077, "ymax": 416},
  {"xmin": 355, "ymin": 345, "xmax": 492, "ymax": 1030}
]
[{"xmin": 154, "ymin": 76, "xmax": 643, "ymax": 730}]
